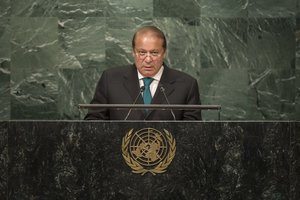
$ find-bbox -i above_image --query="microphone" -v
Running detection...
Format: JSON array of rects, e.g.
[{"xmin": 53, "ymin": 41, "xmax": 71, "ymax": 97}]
[
  {"xmin": 160, "ymin": 85, "xmax": 176, "ymax": 120},
  {"xmin": 124, "ymin": 86, "xmax": 145, "ymax": 120}
]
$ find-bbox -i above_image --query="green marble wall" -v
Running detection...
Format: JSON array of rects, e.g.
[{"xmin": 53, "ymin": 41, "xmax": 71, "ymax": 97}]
[{"xmin": 0, "ymin": 0, "xmax": 299, "ymax": 120}]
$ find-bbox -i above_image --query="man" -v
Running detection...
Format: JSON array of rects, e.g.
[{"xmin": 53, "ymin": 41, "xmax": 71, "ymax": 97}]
[{"xmin": 84, "ymin": 26, "xmax": 202, "ymax": 120}]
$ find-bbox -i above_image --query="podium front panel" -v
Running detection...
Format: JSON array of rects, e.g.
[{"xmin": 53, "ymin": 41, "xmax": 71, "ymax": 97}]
[{"xmin": 1, "ymin": 121, "xmax": 299, "ymax": 199}]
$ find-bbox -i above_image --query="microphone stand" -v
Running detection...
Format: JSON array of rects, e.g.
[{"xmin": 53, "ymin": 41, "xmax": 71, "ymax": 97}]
[
  {"xmin": 124, "ymin": 86, "xmax": 145, "ymax": 120},
  {"xmin": 160, "ymin": 85, "xmax": 176, "ymax": 120}
]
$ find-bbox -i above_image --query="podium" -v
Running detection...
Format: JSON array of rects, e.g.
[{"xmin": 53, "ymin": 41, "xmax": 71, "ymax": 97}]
[
  {"xmin": 79, "ymin": 103, "xmax": 222, "ymax": 120},
  {"xmin": 1, "ymin": 121, "xmax": 299, "ymax": 199}
]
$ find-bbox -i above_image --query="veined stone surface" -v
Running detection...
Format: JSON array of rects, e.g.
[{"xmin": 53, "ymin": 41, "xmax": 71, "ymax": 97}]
[{"xmin": 0, "ymin": 1, "xmax": 298, "ymax": 120}]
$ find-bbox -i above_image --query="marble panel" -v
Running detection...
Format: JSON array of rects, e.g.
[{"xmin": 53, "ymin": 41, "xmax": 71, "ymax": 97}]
[
  {"xmin": 10, "ymin": 17, "xmax": 62, "ymax": 119},
  {"xmin": 296, "ymin": 18, "xmax": 300, "ymax": 118},
  {"xmin": 0, "ymin": 0, "xmax": 11, "ymax": 17},
  {"xmin": 197, "ymin": 18, "xmax": 250, "ymax": 120},
  {"xmin": 199, "ymin": 17, "xmax": 248, "ymax": 69},
  {"xmin": 298, "ymin": 0, "xmax": 300, "ymax": 17},
  {"xmin": 0, "ymin": 18, "xmax": 10, "ymax": 120},
  {"xmin": 0, "ymin": 18, "xmax": 10, "ymax": 60},
  {"xmin": 0, "ymin": 122, "xmax": 8, "ymax": 200},
  {"xmin": 248, "ymin": 18, "xmax": 296, "ymax": 119},
  {"xmin": 297, "ymin": 17, "xmax": 300, "ymax": 70},
  {"xmin": 153, "ymin": 0, "xmax": 201, "ymax": 17},
  {"xmin": 10, "ymin": 0, "xmax": 58, "ymax": 17},
  {"xmin": 107, "ymin": 0, "xmax": 152, "ymax": 17},
  {"xmin": 248, "ymin": 0, "xmax": 296, "ymax": 17},
  {"xmin": 58, "ymin": 17, "xmax": 106, "ymax": 69},
  {"xmin": 222, "ymin": 122, "xmax": 291, "ymax": 199},
  {"xmin": 200, "ymin": 0, "xmax": 248, "ymax": 18},
  {"xmin": 58, "ymin": 67, "xmax": 105, "ymax": 120},
  {"xmin": 0, "ymin": 67, "xmax": 10, "ymax": 121},
  {"xmin": 57, "ymin": 0, "xmax": 106, "ymax": 18},
  {"xmin": 199, "ymin": 68, "xmax": 263, "ymax": 120},
  {"xmin": 9, "ymin": 0, "xmax": 108, "ymax": 17},
  {"xmin": 296, "ymin": 69, "xmax": 300, "ymax": 119},
  {"xmin": 7, "ymin": 121, "xmax": 294, "ymax": 199},
  {"xmin": 291, "ymin": 122, "xmax": 300, "ymax": 200}
]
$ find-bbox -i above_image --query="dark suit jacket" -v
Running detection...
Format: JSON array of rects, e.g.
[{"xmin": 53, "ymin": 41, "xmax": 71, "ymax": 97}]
[{"xmin": 84, "ymin": 64, "xmax": 202, "ymax": 120}]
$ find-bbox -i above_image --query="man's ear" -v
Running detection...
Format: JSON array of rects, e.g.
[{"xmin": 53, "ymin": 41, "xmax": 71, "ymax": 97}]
[{"xmin": 163, "ymin": 49, "xmax": 167, "ymax": 58}]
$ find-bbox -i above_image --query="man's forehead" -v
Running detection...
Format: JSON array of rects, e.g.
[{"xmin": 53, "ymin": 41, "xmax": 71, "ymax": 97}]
[
  {"xmin": 136, "ymin": 31, "xmax": 162, "ymax": 39},
  {"xmin": 134, "ymin": 35, "xmax": 164, "ymax": 49}
]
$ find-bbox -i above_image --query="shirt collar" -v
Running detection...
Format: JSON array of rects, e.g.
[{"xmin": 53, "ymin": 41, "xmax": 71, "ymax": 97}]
[{"xmin": 137, "ymin": 65, "xmax": 164, "ymax": 81}]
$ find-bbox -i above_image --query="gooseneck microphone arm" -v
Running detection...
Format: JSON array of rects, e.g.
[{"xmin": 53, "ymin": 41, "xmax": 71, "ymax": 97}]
[
  {"xmin": 124, "ymin": 86, "xmax": 145, "ymax": 120},
  {"xmin": 160, "ymin": 85, "xmax": 176, "ymax": 121}
]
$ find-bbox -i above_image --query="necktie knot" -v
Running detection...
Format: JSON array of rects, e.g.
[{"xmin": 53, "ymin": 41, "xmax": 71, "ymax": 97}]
[
  {"xmin": 143, "ymin": 77, "xmax": 153, "ymax": 87},
  {"xmin": 143, "ymin": 77, "xmax": 153, "ymax": 104}
]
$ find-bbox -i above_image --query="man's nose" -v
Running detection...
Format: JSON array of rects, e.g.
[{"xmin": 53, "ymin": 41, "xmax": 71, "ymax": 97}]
[{"xmin": 144, "ymin": 54, "xmax": 153, "ymax": 62}]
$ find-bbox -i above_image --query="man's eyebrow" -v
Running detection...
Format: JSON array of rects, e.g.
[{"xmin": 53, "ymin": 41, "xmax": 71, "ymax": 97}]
[{"xmin": 136, "ymin": 49, "xmax": 160, "ymax": 51}]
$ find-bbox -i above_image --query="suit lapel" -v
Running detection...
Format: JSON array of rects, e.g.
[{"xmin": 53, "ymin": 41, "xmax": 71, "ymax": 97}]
[
  {"xmin": 152, "ymin": 65, "xmax": 176, "ymax": 104},
  {"xmin": 123, "ymin": 65, "xmax": 143, "ymax": 103},
  {"xmin": 123, "ymin": 65, "xmax": 145, "ymax": 119}
]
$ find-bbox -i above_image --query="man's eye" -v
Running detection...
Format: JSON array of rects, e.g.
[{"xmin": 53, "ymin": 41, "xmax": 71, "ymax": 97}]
[
  {"xmin": 138, "ymin": 51, "xmax": 146, "ymax": 55},
  {"xmin": 151, "ymin": 52, "xmax": 159, "ymax": 56}
]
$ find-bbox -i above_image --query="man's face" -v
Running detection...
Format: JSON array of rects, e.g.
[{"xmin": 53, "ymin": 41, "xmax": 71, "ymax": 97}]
[{"xmin": 132, "ymin": 33, "xmax": 166, "ymax": 77}]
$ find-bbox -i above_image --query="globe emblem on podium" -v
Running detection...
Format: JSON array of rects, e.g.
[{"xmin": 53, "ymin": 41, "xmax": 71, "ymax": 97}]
[
  {"xmin": 129, "ymin": 128, "xmax": 168, "ymax": 167},
  {"xmin": 122, "ymin": 128, "xmax": 176, "ymax": 175}
]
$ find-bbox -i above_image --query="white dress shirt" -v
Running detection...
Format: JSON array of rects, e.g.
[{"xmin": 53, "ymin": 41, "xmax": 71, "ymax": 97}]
[{"xmin": 137, "ymin": 66, "xmax": 164, "ymax": 98}]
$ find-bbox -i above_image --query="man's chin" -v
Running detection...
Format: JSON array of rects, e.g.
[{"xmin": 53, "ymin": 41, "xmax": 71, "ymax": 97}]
[{"xmin": 141, "ymin": 70, "xmax": 155, "ymax": 77}]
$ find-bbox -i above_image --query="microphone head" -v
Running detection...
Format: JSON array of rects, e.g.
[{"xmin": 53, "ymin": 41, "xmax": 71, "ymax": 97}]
[
  {"xmin": 160, "ymin": 85, "xmax": 165, "ymax": 92},
  {"xmin": 140, "ymin": 86, "xmax": 145, "ymax": 92}
]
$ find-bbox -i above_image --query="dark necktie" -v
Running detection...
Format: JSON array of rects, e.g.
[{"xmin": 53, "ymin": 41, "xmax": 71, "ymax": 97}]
[{"xmin": 143, "ymin": 77, "xmax": 153, "ymax": 104}]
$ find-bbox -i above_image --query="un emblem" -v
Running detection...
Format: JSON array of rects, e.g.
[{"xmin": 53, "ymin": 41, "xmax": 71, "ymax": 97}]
[{"xmin": 122, "ymin": 128, "xmax": 176, "ymax": 175}]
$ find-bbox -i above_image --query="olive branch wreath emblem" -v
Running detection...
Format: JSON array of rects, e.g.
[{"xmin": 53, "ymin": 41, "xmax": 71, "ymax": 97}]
[{"xmin": 122, "ymin": 128, "xmax": 176, "ymax": 175}]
